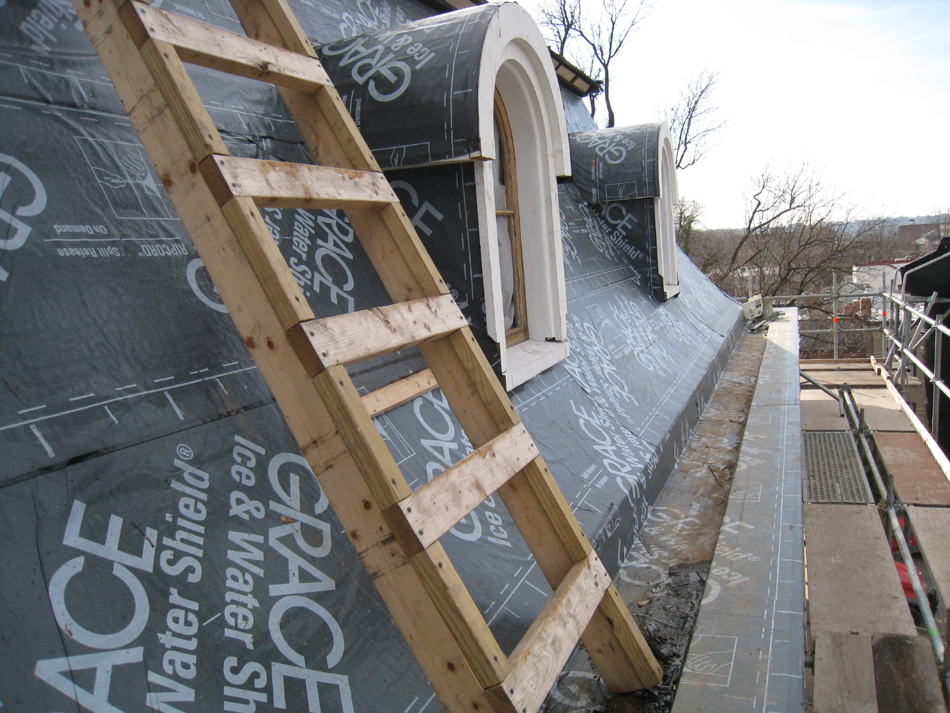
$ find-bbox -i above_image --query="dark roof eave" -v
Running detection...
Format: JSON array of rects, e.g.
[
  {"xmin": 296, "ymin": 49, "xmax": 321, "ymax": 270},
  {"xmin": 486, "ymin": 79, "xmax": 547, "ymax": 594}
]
[
  {"xmin": 549, "ymin": 50, "xmax": 601, "ymax": 97},
  {"xmin": 419, "ymin": 0, "xmax": 486, "ymax": 11}
]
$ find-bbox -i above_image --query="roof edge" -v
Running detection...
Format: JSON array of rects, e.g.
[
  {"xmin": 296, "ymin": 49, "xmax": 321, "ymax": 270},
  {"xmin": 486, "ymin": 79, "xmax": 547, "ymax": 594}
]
[{"xmin": 549, "ymin": 50, "xmax": 601, "ymax": 97}]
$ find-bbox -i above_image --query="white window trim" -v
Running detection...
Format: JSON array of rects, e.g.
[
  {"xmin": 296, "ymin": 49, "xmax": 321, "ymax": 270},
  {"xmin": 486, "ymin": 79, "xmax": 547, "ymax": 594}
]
[
  {"xmin": 473, "ymin": 3, "xmax": 571, "ymax": 390},
  {"xmin": 655, "ymin": 124, "xmax": 680, "ymax": 299}
]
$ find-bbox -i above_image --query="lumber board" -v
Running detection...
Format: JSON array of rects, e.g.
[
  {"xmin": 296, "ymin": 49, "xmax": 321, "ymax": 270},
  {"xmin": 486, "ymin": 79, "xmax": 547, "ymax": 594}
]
[
  {"xmin": 74, "ymin": 4, "xmax": 494, "ymax": 710},
  {"xmin": 801, "ymin": 372, "xmax": 890, "ymax": 389},
  {"xmin": 581, "ymin": 584, "xmax": 663, "ymax": 691},
  {"xmin": 230, "ymin": 0, "xmax": 379, "ymax": 171},
  {"xmin": 131, "ymin": 33, "xmax": 227, "ymax": 163},
  {"xmin": 313, "ymin": 366, "xmax": 412, "ymax": 510},
  {"xmin": 386, "ymin": 423, "xmax": 540, "ymax": 555},
  {"xmin": 247, "ymin": 0, "xmax": 318, "ymax": 57},
  {"xmin": 356, "ymin": 202, "xmax": 452, "ymax": 300},
  {"xmin": 220, "ymin": 196, "xmax": 315, "ymax": 330},
  {"xmin": 126, "ymin": 1, "xmax": 331, "ymax": 91},
  {"xmin": 411, "ymin": 545, "xmax": 511, "ymax": 688},
  {"xmin": 419, "ymin": 329, "xmax": 520, "ymax": 440},
  {"xmin": 203, "ymin": 155, "xmax": 397, "ymax": 210},
  {"xmin": 906, "ymin": 505, "xmax": 950, "ymax": 611},
  {"xmin": 292, "ymin": 295, "xmax": 468, "ymax": 375},
  {"xmin": 367, "ymin": 559, "xmax": 495, "ymax": 712},
  {"xmin": 487, "ymin": 551, "xmax": 610, "ymax": 713},
  {"xmin": 871, "ymin": 633, "xmax": 944, "ymax": 713},
  {"xmin": 362, "ymin": 368, "xmax": 438, "ymax": 418},
  {"xmin": 801, "ymin": 390, "xmax": 850, "ymax": 431},
  {"xmin": 802, "ymin": 359, "xmax": 874, "ymax": 368},
  {"xmin": 804, "ymin": 504, "xmax": 916, "ymax": 640},
  {"xmin": 813, "ymin": 632, "xmax": 878, "ymax": 713},
  {"xmin": 852, "ymin": 389, "xmax": 916, "ymax": 433},
  {"xmin": 875, "ymin": 433, "xmax": 950, "ymax": 506}
]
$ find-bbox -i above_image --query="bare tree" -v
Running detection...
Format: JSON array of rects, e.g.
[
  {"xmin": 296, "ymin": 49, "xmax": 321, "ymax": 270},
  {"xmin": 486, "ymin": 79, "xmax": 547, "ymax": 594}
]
[
  {"xmin": 667, "ymin": 70, "xmax": 725, "ymax": 270},
  {"xmin": 665, "ymin": 69, "xmax": 727, "ymax": 170},
  {"xmin": 712, "ymin": 163, "xmax": 890, "ymax": 297},
  {"xmin": 536, "ymin": 0, "xmax": 581, "ymax": 56},
  {"xmin": 675, "ymin": 199, "xmax": 725, "ymax": 273},
  {"xmin": 535, "ymin": 0, "xmax": 653, "ymax": 127},
  {"xmin": 853, "ymin": 221, "xmax": 902, "ymax": 264}
]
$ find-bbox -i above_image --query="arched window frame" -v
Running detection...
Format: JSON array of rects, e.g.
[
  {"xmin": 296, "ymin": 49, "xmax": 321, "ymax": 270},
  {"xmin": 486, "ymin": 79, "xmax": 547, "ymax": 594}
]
[{"xmin": 473, "ymin": 5, "xmax": 571, "ymax": 390}]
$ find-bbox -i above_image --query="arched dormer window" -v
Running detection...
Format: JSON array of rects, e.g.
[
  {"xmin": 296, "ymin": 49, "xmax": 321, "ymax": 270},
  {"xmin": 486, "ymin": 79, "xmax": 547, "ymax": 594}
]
[
  {"xmin": 475, "ymin": 6, "xmax": 571, "ymax": 389},
  {"xmin": 568, "ymin": 123, "xmax": 680, "ymax": 302},
  {"xmin": 319, "ymin": 2, "xmax": 571, "ymax": 389}
]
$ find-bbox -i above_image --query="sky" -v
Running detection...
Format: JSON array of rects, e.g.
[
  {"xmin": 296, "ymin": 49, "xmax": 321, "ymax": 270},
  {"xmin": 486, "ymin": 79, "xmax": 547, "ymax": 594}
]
[{"xmin": 514, "ymin": 0, "xmax": 950, "ymax": 229}]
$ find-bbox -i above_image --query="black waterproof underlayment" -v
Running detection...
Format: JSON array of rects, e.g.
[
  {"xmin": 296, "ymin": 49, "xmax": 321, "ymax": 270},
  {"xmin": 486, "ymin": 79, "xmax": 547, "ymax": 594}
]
[
  {"xmin": 0, "ymin": 1, "xmax": 743, "ymax": 712},
  {"xmin": 570, "ymin": 124, "xmax": 671, "ymax": 301}
]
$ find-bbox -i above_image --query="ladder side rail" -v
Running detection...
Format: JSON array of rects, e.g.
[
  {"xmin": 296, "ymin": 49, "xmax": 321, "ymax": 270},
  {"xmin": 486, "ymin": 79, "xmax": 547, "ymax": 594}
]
[{"xmin": 76, "ymin": 2, "xmax": 496, "ymax": 710}]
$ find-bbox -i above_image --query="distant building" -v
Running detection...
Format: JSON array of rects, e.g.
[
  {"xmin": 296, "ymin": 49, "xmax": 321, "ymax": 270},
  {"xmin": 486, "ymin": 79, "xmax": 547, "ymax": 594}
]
[
  {"xmin": 898, "ymin": 221, "xmax": 943, "ymax": 256},
  {"xmin": 853, "ymin": 259, "xmax": 912, "ymax": 293}
]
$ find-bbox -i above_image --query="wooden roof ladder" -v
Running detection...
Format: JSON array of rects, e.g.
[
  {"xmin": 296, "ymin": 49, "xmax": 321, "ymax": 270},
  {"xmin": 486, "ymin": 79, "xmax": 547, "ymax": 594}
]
[{"xmin": 73, "ymin": 1, "xmax": 663, "ymax": 710}]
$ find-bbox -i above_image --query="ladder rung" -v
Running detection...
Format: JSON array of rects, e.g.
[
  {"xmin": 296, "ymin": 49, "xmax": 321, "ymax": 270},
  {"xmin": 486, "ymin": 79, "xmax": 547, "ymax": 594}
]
[
  {"xmin": 201, "ymin": 155, "xmax": 397, "ymax": 210},
  {"xmin": 289, "ymin": 295, "xmax": 468, "ymax": 375},
  {"xmin": 488, "ymin": 551, "xmax": 610, "ymax": 713},
  {"xmin": 362, "ymin": 368, "xmax": 438, "ymax": 418},
  {"xmin": 123, "ymin": 0, "xmax": 331, "ymax": 92},
  {"xmin": 385, "ymin": 423, "xmax": 539, "ymax": 555}
]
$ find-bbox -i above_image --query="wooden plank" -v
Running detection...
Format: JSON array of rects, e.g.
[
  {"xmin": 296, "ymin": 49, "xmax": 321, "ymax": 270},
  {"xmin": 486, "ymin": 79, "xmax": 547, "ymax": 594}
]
[
  {"xmin": 852, "ymin": 389, "xmax": 916, "ymax": 433},
  {"xmin": 313, "ymin": 366, "xmax": 412, "ymax": 510},
  {"xmin": 410, "ymin": 544, "xmax": 511, "ymax": 689},
  {"xmin": 116, "ymin": 3, "xmax": 227, "ymax": 163},
  {"xmin": 802, "ymin": 359, "xmax": 874, "ymax": 368},
  {"xmin": 362, "ymin": 368, "xmax": 438, "ymax": 418},
  {"xmin": 801, "ymin": 372, "xmax": 891, "ymax": 389},
  {"xmin": 801, "ymin": 390, "xmax": 850, "ymax": 431},
  {"xmin": 804, "ymin": 504, "xmax": 916, "ymax": 640},
  {"xmin": 487, "ymin": 551, "xmax": 610, "ymax": 713},
  {"xmin": 813, "ymin": 632, "xmax": 878, "ymax": 713},
  {"xmin": 219, "ymin": 196, "xmax": 315, "ymax": 330},
  {"xmin": 230, "ymin": 0, "xmax": 379, "ymax": 172},
  {"xmin": 125, "ymin": 1, "xmax": 331, "ymax": 91},
  {"xmin": 581, "ymin": 584, "xmax": 663, "ymax": 691},
  {"xmin": 202, "ymin": 155, "xmax": 397, "ymax": 210},
  {"xmin": 291, "ymin": 295, "xmax": 468, "ymax": 375},
  {"xmin": 875, "ymin": 433, "xmax": 950, "ymax": 506},
  {"xmin": 386, "ymin": 424, "xmax": 540, "ymax": 555},
  {"xmin": 871, "ymin": 633, "xmax": 944, "ymax": 713},
  {"xmin": 872, "ymin": 358, "xmax": 950, "ymax": 479},
  {"xmin": 906, "ymin": 505, "xmax": 950, "ymax": 611},
  {"xmin": 362, "ymin": 562, "xmax": 496, "ymax": 712}
]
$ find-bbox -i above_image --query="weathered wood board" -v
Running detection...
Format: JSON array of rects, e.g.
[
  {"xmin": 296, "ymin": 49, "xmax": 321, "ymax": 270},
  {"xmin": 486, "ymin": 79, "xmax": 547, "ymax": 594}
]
[{"xmin": 804, "ymin": 504, "xmax": 916, "ymax": 640}]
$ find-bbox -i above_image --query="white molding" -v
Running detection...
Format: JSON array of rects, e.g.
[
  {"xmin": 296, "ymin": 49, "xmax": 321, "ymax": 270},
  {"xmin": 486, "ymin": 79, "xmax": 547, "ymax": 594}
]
[
  {"xmin": 655, "ymin": 122, "xmax": 680, "ymax": 299},
  {"xmin": 505, "ymin": 339, "xmax": 571, "ymax": 390}
]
